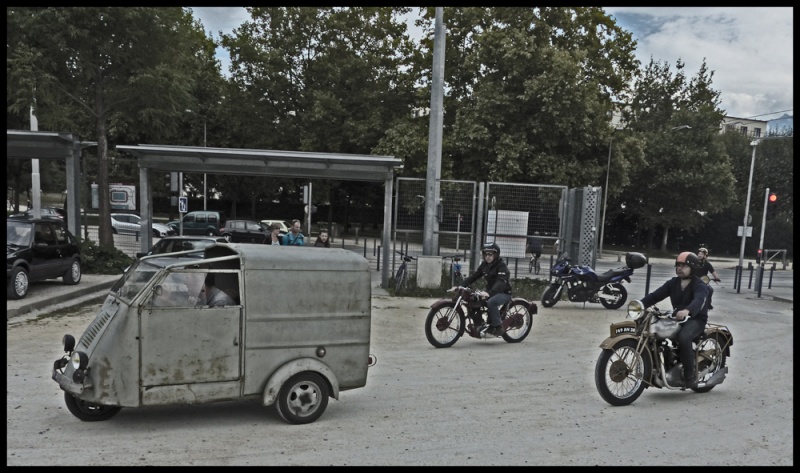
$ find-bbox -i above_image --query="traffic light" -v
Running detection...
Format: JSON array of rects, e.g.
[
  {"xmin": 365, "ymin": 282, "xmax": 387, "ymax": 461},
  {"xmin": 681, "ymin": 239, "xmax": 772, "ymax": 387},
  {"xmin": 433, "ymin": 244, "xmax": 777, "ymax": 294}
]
[
  {"xmin": 756, "ymin": 248, "xmax": 762, "ymax": 264},
  {"xmin": 767, "ymin": 192, "xmax": 778, "ymax": 218}
]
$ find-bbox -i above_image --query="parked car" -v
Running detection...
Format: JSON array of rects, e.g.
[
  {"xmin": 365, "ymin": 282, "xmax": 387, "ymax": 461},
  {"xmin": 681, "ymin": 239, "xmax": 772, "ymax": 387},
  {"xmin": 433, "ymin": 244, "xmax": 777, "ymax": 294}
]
[
  {"xmin": 7, "ymin": 217, "xmax": 82, "ymax": 300},
  {"xmin": 10, "ymin": 207, "xmax": 68, "ymax": 226},
  {"xmin": 167, "ymin": 210, "xmax": 226, "ymax": 236},
  {"xmin": 111, "ymin": 213, "xmax": 175, "ymax": 238},
  {"xmin": 135, "ymin": 236, "xmax": 227, "ymax": 259},
  {"xmin": 260, "ymin": 219, "xmax": 290, "ymax": 235},
  {"xmin": 221, "ymin": 219, "xmax": 269, "ymax": 243}
]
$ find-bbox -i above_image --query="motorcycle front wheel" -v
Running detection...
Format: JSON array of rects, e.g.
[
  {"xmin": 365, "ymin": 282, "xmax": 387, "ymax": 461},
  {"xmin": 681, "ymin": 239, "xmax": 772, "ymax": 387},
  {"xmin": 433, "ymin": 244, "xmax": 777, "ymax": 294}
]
[
  {"xmin": 595, "ymin": 339, "xmax": 650, "ymax": 406},
  {"xmin": 541, "ymin": 284, "xmax": 562, "ymax": 308},
  {"xmin": 501, "ymin": 301, "xmax": 533, "ymax": 343},
  {"xmin": 599, "ymin": 283, "xmax": 628, "ymax": 310},
  {"xmin": 692, "ymin": 335, "xmax": 728, "ymax": 393},
  {"xmin": 424, "ymin": 302, "xmax": 466, "ymax": 348}
]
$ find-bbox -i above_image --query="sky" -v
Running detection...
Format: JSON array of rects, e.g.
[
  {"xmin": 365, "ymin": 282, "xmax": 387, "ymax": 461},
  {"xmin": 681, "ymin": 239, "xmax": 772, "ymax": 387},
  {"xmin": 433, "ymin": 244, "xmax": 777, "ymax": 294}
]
[{"xmin": 191, "ymin": 6, "xmax": 793, "ymax": 122}]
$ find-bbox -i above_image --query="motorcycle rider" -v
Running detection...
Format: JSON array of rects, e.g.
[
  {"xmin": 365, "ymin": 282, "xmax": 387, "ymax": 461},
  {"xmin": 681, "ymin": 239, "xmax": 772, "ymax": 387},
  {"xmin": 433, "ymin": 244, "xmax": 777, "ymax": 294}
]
[
  {"xmin": 641, "ymin": 252, "xmax": 710, "ymax": 389},
  {"xmin": 693, "ymin": 247, "xmax": 720, "ymax": 282},
  {"xmin": 451, "ymin": 242, "xmax": 512, "ymax": 337}
]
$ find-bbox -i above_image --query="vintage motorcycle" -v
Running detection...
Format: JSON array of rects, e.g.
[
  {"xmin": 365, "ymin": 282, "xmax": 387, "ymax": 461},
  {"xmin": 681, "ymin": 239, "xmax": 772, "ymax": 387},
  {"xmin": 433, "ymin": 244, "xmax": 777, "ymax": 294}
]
[
  {"xmin": 594, "ymin": 299, "xmax": 733, "ymax": 406},
  {"xmin": 425, "ymin": 286, "xmax": 537, "ymax": 348},
  {"xmin": 540, "ymin": 252, "xmax": 646, "ymax": 309}
]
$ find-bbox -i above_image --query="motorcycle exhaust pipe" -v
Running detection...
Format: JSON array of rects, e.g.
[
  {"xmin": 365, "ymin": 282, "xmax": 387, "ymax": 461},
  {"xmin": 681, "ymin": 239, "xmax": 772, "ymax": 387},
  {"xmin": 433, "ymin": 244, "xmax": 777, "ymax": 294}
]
[{"xmin": 698, "ymin": 367, "xmax": 728, "ymax": 388}]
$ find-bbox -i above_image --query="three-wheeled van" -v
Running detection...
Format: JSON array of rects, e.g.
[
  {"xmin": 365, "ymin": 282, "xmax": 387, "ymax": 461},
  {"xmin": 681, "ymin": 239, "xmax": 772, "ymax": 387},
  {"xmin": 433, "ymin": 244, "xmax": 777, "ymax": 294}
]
[{"xmin": 52, "ymin": 243, "xmax": 375, "ymax": 424}]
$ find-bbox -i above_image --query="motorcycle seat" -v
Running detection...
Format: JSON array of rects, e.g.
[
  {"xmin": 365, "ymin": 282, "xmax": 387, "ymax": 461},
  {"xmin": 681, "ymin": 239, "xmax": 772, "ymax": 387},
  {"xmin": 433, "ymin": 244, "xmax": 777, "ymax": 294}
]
[{"xmin": 596, "ymin": 267, "xmax": 631, "ymax": 282}]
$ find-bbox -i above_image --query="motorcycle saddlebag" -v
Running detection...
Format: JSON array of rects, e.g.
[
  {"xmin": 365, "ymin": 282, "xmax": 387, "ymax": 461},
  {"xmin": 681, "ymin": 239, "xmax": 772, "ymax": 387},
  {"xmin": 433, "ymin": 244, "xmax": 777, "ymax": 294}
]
[{"xmin": 625, "ymin": 252, "xmax": 647, "ymax": 269}]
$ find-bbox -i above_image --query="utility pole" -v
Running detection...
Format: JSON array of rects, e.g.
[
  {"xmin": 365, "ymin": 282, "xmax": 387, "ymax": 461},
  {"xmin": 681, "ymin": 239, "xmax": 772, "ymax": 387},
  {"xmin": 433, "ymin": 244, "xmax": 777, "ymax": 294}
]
[{"xmin": 423, "ymin": 7, "xmax": 445, "ymax": 255}]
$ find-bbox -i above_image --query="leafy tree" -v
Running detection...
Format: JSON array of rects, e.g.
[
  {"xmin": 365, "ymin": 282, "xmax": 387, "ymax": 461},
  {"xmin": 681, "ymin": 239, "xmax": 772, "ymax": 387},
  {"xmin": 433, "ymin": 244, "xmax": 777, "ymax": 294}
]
[
  {"xmin": 618, "ymin": 58, "xmax": 735, "ymax": 251},
  {"xmin": 7, "ymin": 7, "xmax": 213, "ymax": 245}
]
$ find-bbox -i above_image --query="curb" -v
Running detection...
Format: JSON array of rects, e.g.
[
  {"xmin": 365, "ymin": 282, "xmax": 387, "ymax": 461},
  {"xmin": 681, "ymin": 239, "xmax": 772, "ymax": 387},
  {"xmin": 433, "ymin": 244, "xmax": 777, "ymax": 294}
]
[{"xmin": 6, "ymin": 280, "xmax": 116, "ymax": 319}]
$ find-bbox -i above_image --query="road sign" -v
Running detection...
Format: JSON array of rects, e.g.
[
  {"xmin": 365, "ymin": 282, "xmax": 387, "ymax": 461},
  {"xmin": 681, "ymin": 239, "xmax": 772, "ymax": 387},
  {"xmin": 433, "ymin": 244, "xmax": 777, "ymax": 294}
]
[
  {"xmin": 179, "ymin": 196, "xmax": 188, "ymax": 213},
  {"xmin": 737, "ymin": 226, "xmax": 752, "ymax": 237}
]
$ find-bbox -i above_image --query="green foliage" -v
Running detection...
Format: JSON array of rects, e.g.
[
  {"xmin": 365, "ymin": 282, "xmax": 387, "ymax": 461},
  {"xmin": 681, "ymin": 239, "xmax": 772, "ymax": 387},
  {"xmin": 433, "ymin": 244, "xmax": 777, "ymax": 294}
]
[{"xmin": 78, "ymin": 239, "xmax": 133, "ymax": 275}]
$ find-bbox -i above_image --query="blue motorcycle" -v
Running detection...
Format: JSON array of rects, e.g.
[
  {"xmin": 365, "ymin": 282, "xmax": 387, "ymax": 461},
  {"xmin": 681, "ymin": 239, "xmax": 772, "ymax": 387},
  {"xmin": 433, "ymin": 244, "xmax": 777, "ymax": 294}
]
[{"xmin": 541, "ymin": 252, "xmax": 646, "ymax": 309}]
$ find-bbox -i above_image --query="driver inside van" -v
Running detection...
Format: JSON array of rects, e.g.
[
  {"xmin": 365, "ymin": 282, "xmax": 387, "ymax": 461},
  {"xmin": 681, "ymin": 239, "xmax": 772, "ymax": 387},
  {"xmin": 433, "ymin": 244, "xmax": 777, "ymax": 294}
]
[{"xmin": 197, "ymin": 273, "xmax": 235, "ymax": 307}]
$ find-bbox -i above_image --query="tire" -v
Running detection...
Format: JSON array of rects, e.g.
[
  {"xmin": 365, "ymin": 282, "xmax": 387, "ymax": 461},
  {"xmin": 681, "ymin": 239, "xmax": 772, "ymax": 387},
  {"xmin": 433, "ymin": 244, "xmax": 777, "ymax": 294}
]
[
  {"xmin": 275, "ymin": 372, "xmax": 330, "ymax": 425},
  {"xmin": 501, "ymin": 301, "xmax": 533, "ymax": 343},
  {"xmin": 62, "ymin": 258, "xmax": 82, "ymax": 285},
  {"xmin": 424, "ymin": 302, "xmax": 466, "ymax": 348},
  {"xmin": 535, "ymin": 258, "xmax": 541, "ymax": 275},
  {"xmin": 541, "ymin": 284, "xmax": 562, "ymax": 308},
  {"xmin": 691, "ymin": 335, "xmax": 728, "ymax": 393},
  {"xmin": 206, "ymin": 229, "xmax": 216, "ymax": 236},
  {"xmin": 529, "ymin": 258, "xmax": 534, "ymax": 273},
  {"xmin": 64, "ymin": 392, "xmax": 121, "ymax": 422},
  {"xmin": 594, "ymin": 339, "xmax": 650, "ymax": 406},
  {"xmin": 7, "ymin": 266, "xmax": 29, "ymax": 300},
  {"xmin": 599, "ymin": 283, "xmax": 627, "ymax": 309}
]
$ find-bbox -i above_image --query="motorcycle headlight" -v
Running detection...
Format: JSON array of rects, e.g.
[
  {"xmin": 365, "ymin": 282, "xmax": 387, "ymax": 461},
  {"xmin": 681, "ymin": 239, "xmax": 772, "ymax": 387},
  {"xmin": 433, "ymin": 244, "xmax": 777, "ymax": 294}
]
[
  {"xmin": 627, "ymin": 300, "xmax": 645, "ymax": 320},
  {"xmin": 71, "ymin": 351, "xmax": 88, "ymax": 370}
]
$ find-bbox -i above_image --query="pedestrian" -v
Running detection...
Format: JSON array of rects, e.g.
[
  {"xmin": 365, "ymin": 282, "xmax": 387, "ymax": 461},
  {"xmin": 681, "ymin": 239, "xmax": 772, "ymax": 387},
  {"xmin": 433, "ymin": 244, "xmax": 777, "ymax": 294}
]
[
  {"xmin": 263, "ymin": 222, "xmax": 283, "ymax": 245},
  {"xmin": 282, "ymin": 219, "xmax": 305, "ymax": 246},
  {"xmin": 314, "ymin": 230, "xmax": 331, "ymax": 248}
]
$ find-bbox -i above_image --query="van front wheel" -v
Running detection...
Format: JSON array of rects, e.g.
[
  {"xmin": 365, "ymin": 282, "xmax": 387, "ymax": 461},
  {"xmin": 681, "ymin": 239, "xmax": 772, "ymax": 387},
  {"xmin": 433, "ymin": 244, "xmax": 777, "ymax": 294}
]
[
  {"xmin": 275, "ymin": 372, "xmax": 330, "ymax": 425},
  {"xmin": 64, "ymin": 392, "xmax": 121, "ymax": 422}
]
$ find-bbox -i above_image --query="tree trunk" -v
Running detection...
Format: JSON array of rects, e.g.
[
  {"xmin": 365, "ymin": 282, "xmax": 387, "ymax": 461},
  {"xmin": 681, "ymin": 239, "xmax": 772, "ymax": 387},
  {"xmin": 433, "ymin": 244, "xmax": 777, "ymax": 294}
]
[{"xmin": 660, "ymin": 226, "xmax": 669, "ymax": 253}]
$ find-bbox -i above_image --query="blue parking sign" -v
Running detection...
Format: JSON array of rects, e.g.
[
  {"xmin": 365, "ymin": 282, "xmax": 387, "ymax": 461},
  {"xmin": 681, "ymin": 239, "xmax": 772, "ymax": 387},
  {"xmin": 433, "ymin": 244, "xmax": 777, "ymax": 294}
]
[{"xmin": 178, "ymin": 196, "xmax": 188, "ymax": 213}]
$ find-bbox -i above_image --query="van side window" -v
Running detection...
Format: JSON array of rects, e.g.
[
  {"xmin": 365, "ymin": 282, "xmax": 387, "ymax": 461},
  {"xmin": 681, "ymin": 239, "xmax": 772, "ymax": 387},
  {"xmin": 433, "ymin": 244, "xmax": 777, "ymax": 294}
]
[
  {"xmin": 196, "ymin": 214, "xmax": 207, "ymax": 224},
  {"xmin": 184, "ymin": 215, "xmax": 195, "ymax": 224},
  {"xmin": 151, "ymin": 272, "xmax": 205, "ymax": 308},
  {"xmin": 208, "ymin": 215, "xmax": 218, "ymax": 226}
]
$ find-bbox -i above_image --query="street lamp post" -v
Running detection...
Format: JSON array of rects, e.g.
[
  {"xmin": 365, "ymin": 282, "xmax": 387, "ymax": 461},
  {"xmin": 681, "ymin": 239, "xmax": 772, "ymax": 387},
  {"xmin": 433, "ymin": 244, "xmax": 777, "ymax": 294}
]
[
  {"xmin": 203, "ymin": 119, "xmax": 207, "ymax": 210},
  {"xmin": 737, "ymin": 140, "xmax": 759, "ymax": 269},
  {"xmin": 598, "ymin": 138, "xmax": 613, "ymax": 258}
]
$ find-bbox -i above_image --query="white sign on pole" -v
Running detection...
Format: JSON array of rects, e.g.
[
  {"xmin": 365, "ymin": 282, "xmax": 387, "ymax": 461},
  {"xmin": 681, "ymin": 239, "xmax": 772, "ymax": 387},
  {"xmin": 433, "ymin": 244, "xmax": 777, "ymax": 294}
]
[
  {"xmin": 486, "ymin": 210, "xmax": 528, "ymax": 259},
  {"xmin": 737, "ymin": 226, "xmax": 752, "ymax": 237},
  {"xmin": 179, "ymin": 196, "xmax": 188, "ymax": 213}
]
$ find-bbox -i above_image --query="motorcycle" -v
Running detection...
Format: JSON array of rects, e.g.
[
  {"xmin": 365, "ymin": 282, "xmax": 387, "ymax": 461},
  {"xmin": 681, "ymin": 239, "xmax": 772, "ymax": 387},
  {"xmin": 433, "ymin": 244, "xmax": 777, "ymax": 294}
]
[
  {"xmin": 594, "ymin": 299, "xmax": 733, "ymax": 406},
  {"xmin": 540, "ymin": 252, "xmax": 646, "ymax": 309},
  {"xmin": 425, "ymin": 286, "xmax": 537, "ymax": 348}
]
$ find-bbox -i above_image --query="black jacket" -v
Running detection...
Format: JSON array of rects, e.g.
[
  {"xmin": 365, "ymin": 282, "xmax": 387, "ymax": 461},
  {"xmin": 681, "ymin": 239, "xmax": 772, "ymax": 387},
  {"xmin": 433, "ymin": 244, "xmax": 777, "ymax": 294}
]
[
  {"xmin": 462, "ymin": 257, "xmax": 512, "ymax": 296},
  {"xmin": 641, "ymin": 276, "xmax": 710, "ymax": 324}
]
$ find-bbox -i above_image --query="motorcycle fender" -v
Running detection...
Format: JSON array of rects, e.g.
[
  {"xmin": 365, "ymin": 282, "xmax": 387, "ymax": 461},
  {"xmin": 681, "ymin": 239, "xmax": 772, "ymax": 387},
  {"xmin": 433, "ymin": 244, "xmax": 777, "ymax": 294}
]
[
  {"xmin": 512, "ymin": 297, "xmax": 538, "ymax": 314},
  {"xmin": 623, "ymin": 276, "xmax": 631, "ymax": 283},
  {"xmin": 601, "ymin": 320, "xmax": 637, "ymax": 345},
  {"xmin": 705, "ymin": 323, "xmax": 734, "ymax": 355},
  {"xmin": 429, "ymin": 299, "xmax": 453, "ymax": 310}
]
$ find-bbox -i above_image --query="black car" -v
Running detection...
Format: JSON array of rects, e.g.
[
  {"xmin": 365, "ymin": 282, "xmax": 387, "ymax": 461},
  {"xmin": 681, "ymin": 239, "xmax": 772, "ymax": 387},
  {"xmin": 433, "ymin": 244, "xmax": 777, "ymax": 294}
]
[
  {"xmin": 220, "ymin": 219, "xmax": 268, "ymax": 243},
  {"xmin": 135, "ymin": 236, "xmax": 227, "ymax": 259},
  {"xmin": 7, "ymin": 217, "xmax": 82, "ymax": 300},
  {"xmin": 10, "ymin": 207, "xmax": 68, "ymax": 226}
]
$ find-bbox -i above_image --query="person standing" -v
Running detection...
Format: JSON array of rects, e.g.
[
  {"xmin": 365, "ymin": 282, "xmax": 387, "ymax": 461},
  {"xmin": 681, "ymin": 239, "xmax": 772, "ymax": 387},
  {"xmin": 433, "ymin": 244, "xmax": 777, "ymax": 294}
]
[
  {"xmin": 282, "ymin": 219, "xmax": 305, "ymax": 246},
  {"xmin": 451, "ymin": 242, "xmax": 512, "ymax": 337},
  {"xmin": 314, "ymin": 230, "xmax": 331, "ymax": 247},
  {"xmin": 641, "ymin": 252, "xmax": 710, "ymax": 389},
  {"xmin": 263, "ymin": 222, "xmax": 283, "ymax": 245}
]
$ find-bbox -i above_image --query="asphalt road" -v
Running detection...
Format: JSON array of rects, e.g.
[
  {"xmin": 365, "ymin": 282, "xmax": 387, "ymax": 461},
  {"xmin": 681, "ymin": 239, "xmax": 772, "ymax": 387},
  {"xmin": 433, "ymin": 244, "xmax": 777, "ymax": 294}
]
[{"xmin": 6, "ymin": 264, "xmax": 793, "ymax": 466}]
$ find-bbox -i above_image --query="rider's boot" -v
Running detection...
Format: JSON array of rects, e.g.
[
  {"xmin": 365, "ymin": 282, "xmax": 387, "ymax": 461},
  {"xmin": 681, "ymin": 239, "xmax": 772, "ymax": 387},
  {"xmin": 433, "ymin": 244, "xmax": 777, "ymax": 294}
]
[{"xmin": 682, "ymin": 366, "xmax": 698, "ymax": 390}]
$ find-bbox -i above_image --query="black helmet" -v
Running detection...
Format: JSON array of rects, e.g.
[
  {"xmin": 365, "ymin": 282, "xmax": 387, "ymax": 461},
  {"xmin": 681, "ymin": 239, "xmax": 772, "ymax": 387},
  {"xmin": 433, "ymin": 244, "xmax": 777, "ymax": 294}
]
[
  {"xmin": 482, "ymin": 242, "xmax": 500, "ymax": 257},
  {"xmin": 676, "ymin": 251, "xmax": 701, "ymax": 269}
]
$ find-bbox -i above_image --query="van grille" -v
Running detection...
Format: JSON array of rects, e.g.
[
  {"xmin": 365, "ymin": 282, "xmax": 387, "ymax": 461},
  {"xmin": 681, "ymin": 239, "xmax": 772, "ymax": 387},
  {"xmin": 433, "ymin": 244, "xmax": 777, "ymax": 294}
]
[{"xmin": 79, "ymin": 312, "xmax": 113, "ymax": 348}]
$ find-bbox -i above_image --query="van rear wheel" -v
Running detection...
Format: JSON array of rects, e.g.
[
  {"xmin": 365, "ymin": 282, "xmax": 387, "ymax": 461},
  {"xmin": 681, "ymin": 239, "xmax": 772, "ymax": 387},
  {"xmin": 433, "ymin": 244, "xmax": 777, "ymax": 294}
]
[
  {"xmin": 275, "ymin": 372, "xmax": 329, "ymax": 425},
  {"xmin": 64, "ymin": 392, "xmax": 121, "ymax": 422}
]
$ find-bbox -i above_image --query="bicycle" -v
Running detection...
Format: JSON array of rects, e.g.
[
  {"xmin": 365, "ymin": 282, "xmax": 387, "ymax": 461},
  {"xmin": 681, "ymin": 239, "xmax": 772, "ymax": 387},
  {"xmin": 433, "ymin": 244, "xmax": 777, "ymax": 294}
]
[
  {"xmin": 529, "ymin": 253, "xmax": 541, "ymax": 275},
  {"xmin": 394, "ymin": 250, "xmax": 416, "ymax": 292},
  {"xmin": 443, "ymin": 255, "xmax": 464, "ymax": 286}
]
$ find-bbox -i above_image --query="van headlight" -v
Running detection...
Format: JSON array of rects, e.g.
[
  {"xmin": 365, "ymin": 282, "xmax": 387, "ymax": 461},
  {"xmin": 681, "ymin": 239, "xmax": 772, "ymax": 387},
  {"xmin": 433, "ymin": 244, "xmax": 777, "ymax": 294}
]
[{"xmin": 71, "ymin": 351, "xmax": 88, "ymax": 370}]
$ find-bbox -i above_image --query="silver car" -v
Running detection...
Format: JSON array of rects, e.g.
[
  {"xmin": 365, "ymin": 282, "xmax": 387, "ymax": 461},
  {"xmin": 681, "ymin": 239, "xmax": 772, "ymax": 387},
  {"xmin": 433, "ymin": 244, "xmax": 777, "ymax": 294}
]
[{"xmin": 111, "ymin": 213, "xmax": 175, "ymax": 238}]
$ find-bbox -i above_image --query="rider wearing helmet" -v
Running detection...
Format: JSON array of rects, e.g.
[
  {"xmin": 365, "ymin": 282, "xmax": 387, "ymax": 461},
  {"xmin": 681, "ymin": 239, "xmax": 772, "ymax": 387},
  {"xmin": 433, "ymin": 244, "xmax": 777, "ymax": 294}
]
[
  {"xmin": 452, "ymin": 242, "xmax": 512, "ymax": 337},
  {"xmin": 693, "ymin": 247, "xmax": 720, "ymax": 282},
  {"xmin": 640, "ymin": 251, "xmax": 711, "ymax": 389}
]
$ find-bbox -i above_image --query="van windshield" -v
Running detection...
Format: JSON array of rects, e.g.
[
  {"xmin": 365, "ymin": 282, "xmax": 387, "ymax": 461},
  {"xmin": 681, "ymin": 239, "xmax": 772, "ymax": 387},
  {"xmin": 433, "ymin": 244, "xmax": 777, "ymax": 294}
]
[{"xmin": 111, "ymin": 257, "xmax": 198, "ymax": 301}]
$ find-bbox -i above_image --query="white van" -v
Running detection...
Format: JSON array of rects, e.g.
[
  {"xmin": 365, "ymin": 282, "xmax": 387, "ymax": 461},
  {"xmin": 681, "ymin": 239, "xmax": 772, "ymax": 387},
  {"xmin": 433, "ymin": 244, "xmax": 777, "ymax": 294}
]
[{"xmin": 52, "ymin": 243, "xmax": 375, "ymax": 424}]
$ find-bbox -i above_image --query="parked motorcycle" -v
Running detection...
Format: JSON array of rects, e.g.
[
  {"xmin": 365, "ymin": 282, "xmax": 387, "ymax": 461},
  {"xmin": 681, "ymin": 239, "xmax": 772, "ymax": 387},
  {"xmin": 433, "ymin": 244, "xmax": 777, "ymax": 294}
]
[
  {"xmin": 425, "ymin": 286, "xmax": 537, "ymax": 348},
  {"xmin": 594, "ymin": 299, "xmax": 733, "ymax": 406},
  {"xmin": 540, "ymin": 252, "xmax": 646, "ymax": 309}
]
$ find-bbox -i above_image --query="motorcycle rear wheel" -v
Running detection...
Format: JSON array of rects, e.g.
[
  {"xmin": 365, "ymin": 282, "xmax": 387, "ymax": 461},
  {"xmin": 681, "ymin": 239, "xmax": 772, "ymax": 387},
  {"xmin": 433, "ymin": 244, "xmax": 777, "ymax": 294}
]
[
  {"xmin": 501, "ymin": 301, "xmax": 533, "ymax": 343},
  {"xmin": 595, "ymin": 339, "xmax": 650, "ymax": 406},
  {"xmin": 599, "ymin": 283, "xmax": 627, "ymax": 310},
  {"xmin": 541, "ymin": 284, "xmax": 562, "ymax": 308},
  {"xmin": 691, "ymin": 335, "xmax": 728, "ymax": 393},
  {"xmin": 424, "ymin": 302, "xmax": 466, "ymax": 348}
]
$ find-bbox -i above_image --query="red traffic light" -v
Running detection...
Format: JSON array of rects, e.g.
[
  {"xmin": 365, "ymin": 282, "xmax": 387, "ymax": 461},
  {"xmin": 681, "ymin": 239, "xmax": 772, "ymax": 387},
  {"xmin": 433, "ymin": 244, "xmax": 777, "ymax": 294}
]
[{"xmin": 769, "ymin": 193, "xmax": 777, "ymax": 203}]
